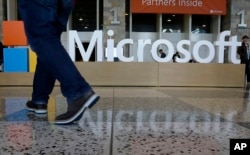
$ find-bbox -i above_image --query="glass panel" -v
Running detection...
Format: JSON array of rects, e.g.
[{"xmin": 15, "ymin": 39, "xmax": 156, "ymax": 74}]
[
  {"xmin": 132, "ymin": 14, "xmax": 157, "ymax": 32},
  {"xmin": 192, "ymin": 15, "xmax": 211, "ymax": 33},
  {"xmin": 3, "ymin": 0, "xmax": 7, "ymax": 20},
  {"xmin": 162, "ymin": 14, "xmax": 184, "ymax": 33},
  {"xmin": 72, "ymin": 1, "xmax": 97, "ymax": 31},
  {"xmin": 99, "ymin": 0, "xmax": 103, "ymax": 30},
  {"xmin": 125, "ymin": 0, "xmax": 130, "ymax": 32}
]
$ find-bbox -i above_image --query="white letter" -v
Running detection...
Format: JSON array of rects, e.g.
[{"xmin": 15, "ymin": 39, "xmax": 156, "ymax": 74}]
[
  {"xmin": 106, "ymin": 30, "xmax": 115, "ymax": 62},
  {"xmin": 176, "ymin": 40, "xmax": 191, "ymax": 63},
  {"xmin": 68, "ymin": 31, "xmax": 76, "ymax": 61},
  {"xmin": 228, "ymin": 35, "xmax": 241, "ymax": 64},
  {"xmin": 193, "ymin": 40, "xmax": 215, "ymax": 63},
  {"xmin": 137, "ymin": 39, "xmax": 152, "ymax": 62},
  {"xmin": 94, "ymin": 30, "xmax": 104, "ymax": 62},
  {"xmin": 214, "ymin": 31, "xmax": 241, "ymax": 64},
  {"xmin": 214, "ymin": 31, "xmax": 229, "ymax": 63},
  {"xmin": 241, "ymin": 143, "xmax": 247, "ymax": 150},
  {"xmin": 68, "ymin": 30, "xmax": 103, "ymax": 62},
  {"xmin": 116, "ymin": 39, "xmax": 134, "ymax": 62},
  {"xmin": 234, "ymin": 143, "xmax": 241, "ymax": 150},
  {"xmin": 151, "ymin": 39, "xmax": 174, "ymax": 62}
]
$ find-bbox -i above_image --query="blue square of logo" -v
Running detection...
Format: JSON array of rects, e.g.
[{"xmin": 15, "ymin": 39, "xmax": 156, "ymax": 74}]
[{"xmin": 3, "ymin": 48, "xmax": 28, "ymax": 72}]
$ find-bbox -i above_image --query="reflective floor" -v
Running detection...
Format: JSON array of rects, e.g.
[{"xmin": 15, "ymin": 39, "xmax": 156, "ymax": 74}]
[{"xmin": 0, "ymin": 86, "xmax": 250, "ymax": 155}]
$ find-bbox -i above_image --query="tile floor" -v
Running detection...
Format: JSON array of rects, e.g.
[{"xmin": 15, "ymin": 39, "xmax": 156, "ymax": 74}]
[{"xmin": 0, "ymin": 86, "xmax": 249, "ymax": 155}]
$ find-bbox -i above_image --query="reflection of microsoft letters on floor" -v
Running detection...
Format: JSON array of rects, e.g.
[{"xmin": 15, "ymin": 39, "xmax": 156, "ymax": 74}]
[{"xmin": 0, "ymin": 86, "xmax": 249, "ymax": 154}]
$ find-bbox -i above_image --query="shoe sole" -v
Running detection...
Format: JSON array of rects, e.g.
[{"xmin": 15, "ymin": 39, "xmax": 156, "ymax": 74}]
[
  {"xmin": 26, "ymin": 107, "xmax": 47, "ymax": 114},
  {"xmin": 54, "ymin": 94, "xmax": 100, "ymax": 125}
]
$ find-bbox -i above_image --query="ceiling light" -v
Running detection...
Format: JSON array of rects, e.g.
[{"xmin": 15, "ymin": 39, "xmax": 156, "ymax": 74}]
[{"xmin": 79, "ymin": 17, "xmax": 83, "ymax": 21}]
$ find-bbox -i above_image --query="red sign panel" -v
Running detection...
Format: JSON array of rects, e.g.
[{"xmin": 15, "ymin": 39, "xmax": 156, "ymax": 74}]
[{"xmin": 131, "ymin": 0, "xmax": 226, "ymax": 15}]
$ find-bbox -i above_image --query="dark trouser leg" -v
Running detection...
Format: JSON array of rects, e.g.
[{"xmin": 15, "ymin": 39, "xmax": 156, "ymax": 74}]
[{"xmin": 18, "ymin": 0, "xmax": 92, "ymax": 103}]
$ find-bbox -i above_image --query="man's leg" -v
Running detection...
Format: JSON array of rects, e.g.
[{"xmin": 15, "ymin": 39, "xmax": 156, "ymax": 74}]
[
  {"xmin": 29, "ymin": 0, "xmax": 71, "ymax": 109},
  {"xmin": 18, "ymin": 0, "xmax": 90, "ymax": 102},
  {"xmin": 32, "ymin": 59, "xmax": 56, "ymax": 100}
]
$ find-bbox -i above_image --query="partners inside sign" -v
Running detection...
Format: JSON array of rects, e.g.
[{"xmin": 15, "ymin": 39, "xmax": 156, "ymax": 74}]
[{"xmin": 131, "ymin": 0, "xmax": 226, "ymax": 15}]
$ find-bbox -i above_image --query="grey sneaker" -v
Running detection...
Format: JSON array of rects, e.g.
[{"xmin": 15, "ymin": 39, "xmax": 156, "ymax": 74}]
[
  {"xmin": 26, "ymin": 100, "xmax": 47, "ymax": 114},
  {"xmin": 54, "ymin": 91, "xmax": 100, "ymax": 125}
]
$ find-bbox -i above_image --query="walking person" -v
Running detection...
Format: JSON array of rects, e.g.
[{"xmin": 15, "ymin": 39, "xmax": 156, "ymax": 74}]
[
  {"xmin": 18, "ymin": 0, "xmax": 100, "ymax": 125},
  {"xmin": 237, "ymin": 35, "xmax": 250, "ymax": 83}
]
